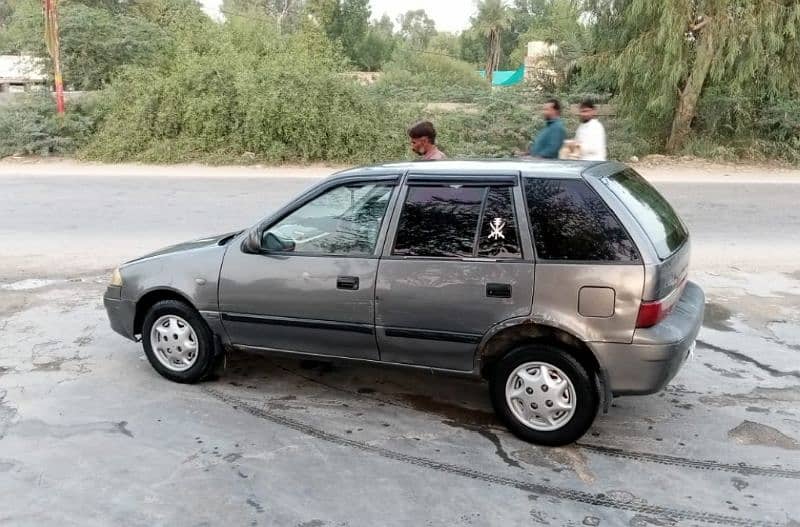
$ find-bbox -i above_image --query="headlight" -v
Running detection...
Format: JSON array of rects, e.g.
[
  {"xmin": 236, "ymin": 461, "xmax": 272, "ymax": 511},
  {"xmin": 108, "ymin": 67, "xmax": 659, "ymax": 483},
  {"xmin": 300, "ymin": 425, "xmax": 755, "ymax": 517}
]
[{"xmin": 110, "ymin": 267, "xmax": 123, "ymax": 287}]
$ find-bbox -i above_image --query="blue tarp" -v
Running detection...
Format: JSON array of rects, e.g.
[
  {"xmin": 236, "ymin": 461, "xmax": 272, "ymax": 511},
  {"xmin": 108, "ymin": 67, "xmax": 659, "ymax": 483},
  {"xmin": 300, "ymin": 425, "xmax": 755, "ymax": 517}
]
[{"xmin": 479, "ymin": 66, "xmax": 525, "ymax": 86}]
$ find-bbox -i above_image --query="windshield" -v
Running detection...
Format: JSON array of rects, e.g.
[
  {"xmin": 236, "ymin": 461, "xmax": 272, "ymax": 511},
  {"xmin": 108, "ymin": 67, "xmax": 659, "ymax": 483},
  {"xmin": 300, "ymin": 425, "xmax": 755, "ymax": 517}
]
[{"xmin": 603, "ymin": 168, "xmax": 688, "ymax": 259}]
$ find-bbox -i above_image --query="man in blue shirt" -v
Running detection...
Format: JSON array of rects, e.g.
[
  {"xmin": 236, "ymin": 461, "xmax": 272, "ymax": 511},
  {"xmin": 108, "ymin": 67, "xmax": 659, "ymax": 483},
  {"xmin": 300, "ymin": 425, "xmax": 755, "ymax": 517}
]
[{"xmin": 530, "ymin": 98, "xmax": 566, "ymax": 159}]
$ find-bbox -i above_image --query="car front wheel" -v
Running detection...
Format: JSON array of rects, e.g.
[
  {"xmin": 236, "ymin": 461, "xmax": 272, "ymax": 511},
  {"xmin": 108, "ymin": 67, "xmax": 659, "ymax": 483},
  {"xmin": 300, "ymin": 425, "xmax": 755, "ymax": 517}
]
[
  {"xmin": 142, "ymin": 299, "xmax": 217, "ymax": 384},
  {"xmin": 490, "ymin": 344, "xmax": 599, "ymax": 446}
]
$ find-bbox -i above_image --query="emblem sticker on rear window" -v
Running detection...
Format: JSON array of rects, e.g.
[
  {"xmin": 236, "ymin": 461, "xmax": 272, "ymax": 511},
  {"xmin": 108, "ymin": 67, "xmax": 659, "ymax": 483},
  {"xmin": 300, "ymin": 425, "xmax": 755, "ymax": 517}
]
[{"xmin": 488, "ymin": 218, "xmax": 506, "ymax": 240}]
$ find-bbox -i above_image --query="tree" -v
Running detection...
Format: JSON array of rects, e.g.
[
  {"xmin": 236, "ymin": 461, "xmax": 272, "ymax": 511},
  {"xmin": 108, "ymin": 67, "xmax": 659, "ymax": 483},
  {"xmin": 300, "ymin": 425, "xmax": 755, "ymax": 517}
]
[
  {"xmin": 306, "ymin": 0, "xmax": 337, "ymax": 29},
  {"xmin": 397, "ymin": 9, "xmax": 437, "ymax": 50},
  {"xmin": 509, "ymin": 0, "xmax": 590, "ymax": 85},
  {"xmin": 474, "ymin": 0, "xmax": 512, "ymax": 83},
  {"xmin": 355, "ymin": 15, "xmax": 397, "ymax": 71},
  {"xmin": 428, "ymin": 32, "xmax": 460, "ymax": 57},
  {"xmin": 337, "ymin": 0, "xmax": 370, "ymax": 60},
  {"xmin": 305, "ymin": 0, "xmax": 371, "ymax": 68},
  {"xmin": 1, "ymin": 0, "xmax": 174, "ymax": 90},
  {"xmin": 221, "ymin": 0, "xmax": 304, "ymax": 33},
  {"xmin": 588, "ymin": 0, "xmax": 800, "ymax": 153}
]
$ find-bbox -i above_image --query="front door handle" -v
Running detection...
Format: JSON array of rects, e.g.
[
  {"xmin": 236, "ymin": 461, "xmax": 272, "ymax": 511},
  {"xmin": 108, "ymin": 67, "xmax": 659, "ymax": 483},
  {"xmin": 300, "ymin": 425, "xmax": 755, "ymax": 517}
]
[
  {"xmin": 486, "ymin": 283, "xmax": 512, "ymax": 298},
  {"xmin": 337, "ymin": 276, "xmax": 360, "ymax": 290}
]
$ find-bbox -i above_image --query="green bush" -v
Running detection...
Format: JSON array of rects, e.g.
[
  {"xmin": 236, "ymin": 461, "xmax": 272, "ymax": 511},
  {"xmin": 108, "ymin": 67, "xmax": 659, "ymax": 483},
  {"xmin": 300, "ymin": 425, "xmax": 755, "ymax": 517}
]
[
  {"xmin": 84, "ymin": 19, "xmax": 418, "ymax": 164},
  {"xmin": 374, "ymin": 48, "xmax": 490, "ymax": 103},
  {"xmin": 688, "ymin": 91, "xmax": 800, "ymax": 163},
  {"xmin": 0, "ymin": 94, "xmax": 98, "ymax": 157}
]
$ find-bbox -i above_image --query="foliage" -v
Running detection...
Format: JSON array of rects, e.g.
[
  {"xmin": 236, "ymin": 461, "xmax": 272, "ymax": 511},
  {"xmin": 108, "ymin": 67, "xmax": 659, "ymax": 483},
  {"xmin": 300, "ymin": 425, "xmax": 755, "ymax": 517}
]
[
  {"xmin": 584, "ymin": 0, "xmax": 800, "ymax": 151},
  {"xmin": 0, "ymin": 0, "xmax": 202, "ymax": 90},
  {"xmin": 221, "ymin": 0, "xmax": 305, "ymax": 33},
  {"xmin": 508, "ymin": 0, "xmax": 590, "ymax": 83},
  {"xmin": 433, "ymin": 90, "xmax": 540, "ymax": 157},
  {"xmin": 83, "ymin": 19, "xmax": 416, "ymax": 164},
  {"xmin": 473, "ymin": 0, "xmax": 512, "ymax": 82},
  {"xmin": 2, "ymin": 0, "xmax": 797, "ymax": 165},
  {"xmin": 427, "ymin": 32, "xmax": 461, "ymax": 57},
  {"xmin": 0, "ymin": 94, "xmax": 98, "ymax": 157},
  {"xmin": 397, "ymin": 9, "xmax": 437, "ymax": 50},
  {"xmin": 305, "ymin": 0, "xmax": 376, "ymax": 70},
  {"xmin": 354, "ymin": 15, "xmax": 397, "ymax": 71},
  {"xmin": 374, "ymin": 49, "xmax": 489, "ymax": 103}
]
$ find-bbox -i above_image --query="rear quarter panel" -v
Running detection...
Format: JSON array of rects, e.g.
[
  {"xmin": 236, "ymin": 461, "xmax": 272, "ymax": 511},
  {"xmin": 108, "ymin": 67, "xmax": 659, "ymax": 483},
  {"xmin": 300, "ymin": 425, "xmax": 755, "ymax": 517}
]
[{"xmin": 532, "ymin": 263, "xmax": 644, "ymax": 343}]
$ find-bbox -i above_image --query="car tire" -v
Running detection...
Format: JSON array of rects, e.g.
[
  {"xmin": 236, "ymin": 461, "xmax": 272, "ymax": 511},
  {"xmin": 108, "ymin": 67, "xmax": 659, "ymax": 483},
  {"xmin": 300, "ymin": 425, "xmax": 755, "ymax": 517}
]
[
  {"xmin": 141, "ymin": 299, "xmax": 218, "ymax": 384},
  {"xmin": 490, "ymin": 344, "xmax": 599, "ymax": 446}
]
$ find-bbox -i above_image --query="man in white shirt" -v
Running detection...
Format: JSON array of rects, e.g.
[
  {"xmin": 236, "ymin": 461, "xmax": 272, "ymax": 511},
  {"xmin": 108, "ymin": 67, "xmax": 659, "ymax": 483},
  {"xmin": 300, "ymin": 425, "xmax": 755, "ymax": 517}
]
[{"xmin": 573, "ymin": 99, "xmax": 607, "ymax": 161}]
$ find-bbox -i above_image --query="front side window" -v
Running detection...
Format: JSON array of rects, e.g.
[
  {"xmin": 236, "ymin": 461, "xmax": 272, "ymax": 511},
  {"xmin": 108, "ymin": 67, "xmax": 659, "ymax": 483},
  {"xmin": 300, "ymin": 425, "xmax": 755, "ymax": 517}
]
[
  {"xmin": 525, "ymin": 178, "xmax": 638, "ymax": 262},
  {"xmin": 267, "ymin": 183, "xmax": 393, "ymax": 255}
]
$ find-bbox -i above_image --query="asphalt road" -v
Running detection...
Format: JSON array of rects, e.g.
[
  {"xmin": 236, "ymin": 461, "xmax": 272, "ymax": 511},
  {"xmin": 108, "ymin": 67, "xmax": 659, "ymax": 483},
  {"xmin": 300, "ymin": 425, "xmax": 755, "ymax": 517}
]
[{"xmin": 1, "ymin": 165, "xmax": 799, "ymax": 526}]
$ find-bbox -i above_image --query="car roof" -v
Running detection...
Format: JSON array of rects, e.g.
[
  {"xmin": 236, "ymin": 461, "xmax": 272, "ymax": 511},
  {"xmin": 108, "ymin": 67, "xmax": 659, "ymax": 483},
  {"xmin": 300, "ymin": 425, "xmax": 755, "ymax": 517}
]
[{"xmin": 330, "ymin": 159, "xmax": 621, "ymax": 181}]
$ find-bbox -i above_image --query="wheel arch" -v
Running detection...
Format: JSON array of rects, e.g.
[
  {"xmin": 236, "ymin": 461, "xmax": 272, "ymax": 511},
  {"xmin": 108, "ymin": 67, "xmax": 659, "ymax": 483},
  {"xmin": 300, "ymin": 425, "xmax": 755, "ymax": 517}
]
[
  {"xmin": 476, "ymin": 320, "xmax": 612, "ymax": 412},
  {"xmin": 133, "ymin": 288, "xmax": 198, "ymax": 337}
]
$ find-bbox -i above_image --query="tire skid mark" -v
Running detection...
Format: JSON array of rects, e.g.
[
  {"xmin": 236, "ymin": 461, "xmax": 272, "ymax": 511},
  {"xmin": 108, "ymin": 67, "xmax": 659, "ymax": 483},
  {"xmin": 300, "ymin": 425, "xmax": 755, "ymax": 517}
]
[
  {"xmin": 576, "ymin": 443, "xmax": 800, "ymax": 480},
  {"xmin": 202, "ymin": 386, "xmax": 781, "ymax": 527},
  {"xmin": 266, "ymin": 362, "xmax": 800, "ymax": 480}
]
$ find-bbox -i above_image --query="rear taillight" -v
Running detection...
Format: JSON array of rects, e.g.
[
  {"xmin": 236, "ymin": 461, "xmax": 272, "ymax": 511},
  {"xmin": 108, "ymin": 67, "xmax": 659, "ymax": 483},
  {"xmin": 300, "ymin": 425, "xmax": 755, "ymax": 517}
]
[
  {"xmin": 636, "ymin": 280, "xmax": 686, "ymax": 328},
  {"xmin": 636, "ymin": 301, "xmax": 667, "ymax": 328}
]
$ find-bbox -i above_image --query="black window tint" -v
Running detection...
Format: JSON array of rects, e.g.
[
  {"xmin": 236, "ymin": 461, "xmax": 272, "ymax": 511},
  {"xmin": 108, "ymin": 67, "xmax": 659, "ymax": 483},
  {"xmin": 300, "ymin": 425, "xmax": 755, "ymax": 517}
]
[
  {"xmin": 478, "ymin": 187, "xmax": 521, "ymax": 258},
  {"xmin": 603, "ymin": 168, "xmax": 687, "ymax": 259},
  {"xmin": 525, "ymin": 178, "xmax": 638, "ymax": 261},
  {"xmin": 393, "ymin": 186, "xmax": 484, "ymax": 257}
]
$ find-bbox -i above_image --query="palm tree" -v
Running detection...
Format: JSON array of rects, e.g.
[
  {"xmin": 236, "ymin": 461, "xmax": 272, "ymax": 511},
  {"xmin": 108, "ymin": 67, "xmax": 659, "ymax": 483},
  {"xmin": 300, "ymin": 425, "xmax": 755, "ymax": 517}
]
[{"xmin": 474, "ymin": 0, "xmax": 511, "ymax": 84}]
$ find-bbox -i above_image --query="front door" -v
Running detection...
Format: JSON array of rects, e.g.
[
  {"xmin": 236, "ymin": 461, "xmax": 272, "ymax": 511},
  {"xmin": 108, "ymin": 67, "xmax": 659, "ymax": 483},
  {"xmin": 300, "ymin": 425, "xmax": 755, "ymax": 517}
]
[
  {"xmin": 375, "ymin": 176, "xmax": 535, "ymax": 371},
  {"xmin": 219, "ymin": 179, "xmax": 397, "ymax": 360}
]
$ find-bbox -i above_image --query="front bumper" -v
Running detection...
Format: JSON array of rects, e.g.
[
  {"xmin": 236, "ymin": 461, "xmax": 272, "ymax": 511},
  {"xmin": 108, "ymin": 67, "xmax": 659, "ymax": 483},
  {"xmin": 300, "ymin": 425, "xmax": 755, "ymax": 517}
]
[
  {"xmin": 103, "ymin": 286, "xmax": 137, "ymax": 341},
  {"xmin": 593, "ymin": 281, "xmax": 705, "ymax": 396}
]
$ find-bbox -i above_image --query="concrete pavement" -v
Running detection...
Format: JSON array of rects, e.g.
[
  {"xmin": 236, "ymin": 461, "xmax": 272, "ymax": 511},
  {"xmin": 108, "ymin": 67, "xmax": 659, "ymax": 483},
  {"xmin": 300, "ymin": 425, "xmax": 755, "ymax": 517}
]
[{"xmin": 1, "ymin": 162, "xmax": 799, "ymax": 526}]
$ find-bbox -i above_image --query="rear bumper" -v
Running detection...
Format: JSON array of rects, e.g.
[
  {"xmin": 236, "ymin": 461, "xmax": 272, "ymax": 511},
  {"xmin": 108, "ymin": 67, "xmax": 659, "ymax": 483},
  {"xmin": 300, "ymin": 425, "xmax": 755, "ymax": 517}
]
[
  {"xmin": 593, "ymin": 281, "xmax": 705, "ymax": 396},
  {"xmin": 103, "ymin": 286, "xmax": 137, "ymax": 341}
]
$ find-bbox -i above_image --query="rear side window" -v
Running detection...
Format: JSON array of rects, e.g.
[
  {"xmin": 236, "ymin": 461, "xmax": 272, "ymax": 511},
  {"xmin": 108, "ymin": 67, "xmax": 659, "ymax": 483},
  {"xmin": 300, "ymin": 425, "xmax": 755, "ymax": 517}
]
[
  {"xmin": 602, "ymin": 168, "xmax": 687, "ymax": 259},
  {"xmin": 478, "ymin": 187, "xmax": 521, "ymax": 258},
  {"xmin": 393, "ymin": 186, "xmax": 484, "ymax": 257},
  {"xmin": 524, "ymin": 178, "xmax": 639, "ymax": 262},
  {"xmin": 393, "ymin": 185, "xmax": 522, "ymax": 258}
]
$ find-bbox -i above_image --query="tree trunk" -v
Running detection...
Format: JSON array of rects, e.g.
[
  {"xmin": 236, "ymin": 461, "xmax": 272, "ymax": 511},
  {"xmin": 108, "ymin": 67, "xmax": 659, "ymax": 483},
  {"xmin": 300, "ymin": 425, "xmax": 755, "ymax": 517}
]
[
  {"xmin": 276, "ymin": 0, "xmax": 291, "ymax": 34},
  {"xmin": 485, "ymin": 29, "xmax": 500, "ymax": 84},
  {"xmin": 666, "ymin": 24, "xmax": 715, "ymax": 154}
]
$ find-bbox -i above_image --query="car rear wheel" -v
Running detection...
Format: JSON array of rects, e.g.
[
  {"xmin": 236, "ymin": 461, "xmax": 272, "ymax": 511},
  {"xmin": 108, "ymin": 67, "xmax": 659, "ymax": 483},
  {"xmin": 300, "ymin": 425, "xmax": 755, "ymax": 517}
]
[
  {"xmin": 142, "ymin": 299, "xmax": 217, "ymax": 384},
  {"xmin": 490, "ymin": 344, "xmax": 599, "ymax": 446}
]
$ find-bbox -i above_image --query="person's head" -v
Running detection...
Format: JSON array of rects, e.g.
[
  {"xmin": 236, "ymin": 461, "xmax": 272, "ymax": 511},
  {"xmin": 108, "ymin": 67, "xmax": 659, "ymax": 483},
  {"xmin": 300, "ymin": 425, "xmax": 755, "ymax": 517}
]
[
  {"xmin": 579, "ymin": 99, "xmax": 597, "ymax": 123},
  {"xmin": 408, "ymin": 121, "xmax": 438, "ymax": 156},
  {"xmin": 542, "ymin": 98, "xmax": 561, "ymax": 121}
]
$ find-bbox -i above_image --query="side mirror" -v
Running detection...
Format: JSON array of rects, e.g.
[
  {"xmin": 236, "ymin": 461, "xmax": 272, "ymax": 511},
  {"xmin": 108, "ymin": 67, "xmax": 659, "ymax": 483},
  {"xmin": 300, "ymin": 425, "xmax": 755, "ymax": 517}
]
[
  {"xmin": 242, "ymin": 227, "xmax": 262, "ymax": 254},
  {"xmin": 262, "ymin": 231, "xmax": 296, "ymax": 253}
]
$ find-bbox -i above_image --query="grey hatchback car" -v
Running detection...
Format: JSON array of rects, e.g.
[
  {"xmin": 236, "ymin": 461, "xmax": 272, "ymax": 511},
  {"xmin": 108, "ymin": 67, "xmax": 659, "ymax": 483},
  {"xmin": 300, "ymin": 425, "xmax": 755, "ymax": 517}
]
[{"xmin": 105, "ymin": 160, "xmax": 704, "ymax": 446}]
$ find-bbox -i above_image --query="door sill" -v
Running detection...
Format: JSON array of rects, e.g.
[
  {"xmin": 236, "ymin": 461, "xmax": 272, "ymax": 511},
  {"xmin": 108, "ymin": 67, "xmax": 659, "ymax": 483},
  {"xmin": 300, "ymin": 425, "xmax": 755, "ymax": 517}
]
[{"xmin": 231, "ymin": 344, "xmax": 479, "ymax": 378}]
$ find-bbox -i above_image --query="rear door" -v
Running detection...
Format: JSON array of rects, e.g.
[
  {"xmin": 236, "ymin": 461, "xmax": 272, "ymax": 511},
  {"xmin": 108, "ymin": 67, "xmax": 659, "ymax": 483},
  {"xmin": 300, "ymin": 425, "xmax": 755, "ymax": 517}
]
[{"xmin": 374, "ymin": 174, "xmax": 535, "ymax": 371}]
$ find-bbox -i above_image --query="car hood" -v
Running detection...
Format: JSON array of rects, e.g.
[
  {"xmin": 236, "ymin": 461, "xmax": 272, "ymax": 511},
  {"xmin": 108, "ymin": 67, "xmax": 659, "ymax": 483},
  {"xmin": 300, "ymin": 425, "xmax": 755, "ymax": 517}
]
[{"xmin": 124, "ymin": 231, "xmax": 243, "ymax": 265}]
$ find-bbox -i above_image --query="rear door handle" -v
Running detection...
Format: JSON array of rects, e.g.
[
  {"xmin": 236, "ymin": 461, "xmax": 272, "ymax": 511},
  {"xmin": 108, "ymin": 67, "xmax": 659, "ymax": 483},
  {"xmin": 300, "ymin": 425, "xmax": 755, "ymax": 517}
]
[
  {"xmin": 486, "ymin": 283, "xmax": 512, "ymax": 298},
  {"xmin": 337, "ymin": 276, "xmax": 360, "ymax": 290}
]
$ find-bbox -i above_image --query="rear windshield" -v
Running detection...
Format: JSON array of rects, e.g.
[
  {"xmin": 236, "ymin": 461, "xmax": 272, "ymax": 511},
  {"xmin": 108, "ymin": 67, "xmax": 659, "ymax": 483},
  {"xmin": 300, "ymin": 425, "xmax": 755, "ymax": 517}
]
[{"xmin": 602, "ymin": 169, "xmax": 688, "ymax": 259}]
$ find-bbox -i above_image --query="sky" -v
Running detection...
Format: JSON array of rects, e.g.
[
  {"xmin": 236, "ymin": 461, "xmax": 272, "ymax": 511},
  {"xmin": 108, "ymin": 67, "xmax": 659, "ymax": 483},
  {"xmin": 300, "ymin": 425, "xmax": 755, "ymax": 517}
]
[
  {"xmin": 200, "ymin": 0, "xmax": 476, "ymax": 33},
  {"xmin": 369, "ymin": 0, "xmax": 475, "ymax": 33}
]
